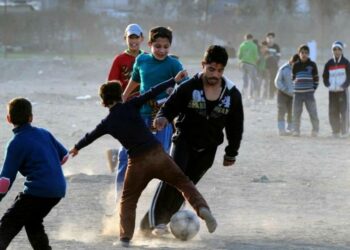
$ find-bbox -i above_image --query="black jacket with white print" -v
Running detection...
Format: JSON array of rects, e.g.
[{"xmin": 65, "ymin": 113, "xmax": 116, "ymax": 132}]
[{"xmin": 157, "ymin": 73, "xmax": 244, "ymax": 159}]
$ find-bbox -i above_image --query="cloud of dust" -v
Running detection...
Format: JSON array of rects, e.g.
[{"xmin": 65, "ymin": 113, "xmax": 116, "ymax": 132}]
[{"xmin": 56, "ymin": 221, "xmax": 97, "ymax": 243}]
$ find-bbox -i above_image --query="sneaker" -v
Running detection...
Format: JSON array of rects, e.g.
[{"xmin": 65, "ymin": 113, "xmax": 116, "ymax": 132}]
[
  {"xmin": 120, "ymin": 238, "xmax": 130, "ymax": 247},
  {"xmin": 106, "ymin": 149, "xmax": 119, "ymax": 173},
  {"xmin": 340, "ymin": 133, "xmax": 349, "ymax": 138},
  {"xmin": 151, "ymin": 224, "xmax": 170, "ymax": 236},
  {"xmin": 332, "ymin": 133, "xmax": 340, "ymax": 138},
  {"xmin": 279, "ymin": 130, "xmax": 291, "ymax": 136},
  {"xmin": 198, "ymin": 207, "xmax": 217, "ymax": 233}
]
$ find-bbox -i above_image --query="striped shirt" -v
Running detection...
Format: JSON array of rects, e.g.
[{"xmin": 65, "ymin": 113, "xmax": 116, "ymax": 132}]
[{"xmin": 292, "ymin": 59, "xmax": 319, "ymax": 93}]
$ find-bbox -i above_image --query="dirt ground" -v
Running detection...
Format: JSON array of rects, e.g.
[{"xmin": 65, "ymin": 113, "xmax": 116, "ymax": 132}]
[{"xmin": 1, "ymin": 56, "xmax": 350, "ymax": 250}]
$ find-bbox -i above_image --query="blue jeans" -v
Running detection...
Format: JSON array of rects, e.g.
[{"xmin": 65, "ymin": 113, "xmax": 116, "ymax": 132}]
[{"xmin": 293, "ymin": 92, "xmax": 319, "ymax": 133}]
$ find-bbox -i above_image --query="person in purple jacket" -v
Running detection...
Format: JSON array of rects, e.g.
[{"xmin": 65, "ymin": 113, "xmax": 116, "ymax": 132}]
[
  {"xmin": 69, "ymin": 70, "xmax": 217, "ymax": 248},
  {"xmin": 0, "ymin": 97, "xmax": 69, "ymax": 250}
]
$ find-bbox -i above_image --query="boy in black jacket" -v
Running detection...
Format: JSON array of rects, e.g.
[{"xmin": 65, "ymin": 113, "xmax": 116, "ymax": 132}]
[
  {"xmin": 323, "ymin": 41, "xmax": 350, "ymax": 137},
  {"xmin": 69, "ymin": 71, "xmax": 217, "ymax": 247},
  {"xmin": 140, "ymin": 45, "xmax": 244, "ymax": 236}
]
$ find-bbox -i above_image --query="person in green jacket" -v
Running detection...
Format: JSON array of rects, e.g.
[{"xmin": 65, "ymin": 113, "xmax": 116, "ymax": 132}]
[{"xmin": 238, "ymin": 33, "xmax": 259, "ymax": 99}]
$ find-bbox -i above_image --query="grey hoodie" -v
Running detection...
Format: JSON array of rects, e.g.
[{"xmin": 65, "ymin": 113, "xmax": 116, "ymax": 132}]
[{"xmin": 274, "ymin": 62, "xmax": 293, "ymax": 96}]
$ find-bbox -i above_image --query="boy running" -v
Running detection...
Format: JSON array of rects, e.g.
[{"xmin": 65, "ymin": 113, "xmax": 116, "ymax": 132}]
[
  {"xmin": 69, "ymin": 71, "xmax": 217, "ymax": 247},
  {"xmin": 0, "ymin": 98, "xmax": 68, "ymax": 250}
]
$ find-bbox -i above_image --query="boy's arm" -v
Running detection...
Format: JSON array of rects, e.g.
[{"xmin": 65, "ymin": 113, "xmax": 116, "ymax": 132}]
[
  {"xmin": 224, "ymin": 89, "xmax": 244, "ymax": 166},
  {"xmin": 48, "ymin": 132, "xmax": 69, "ymax": 165},
  {"xmin": 312, "ymin": 62, "xmax": 319, "ymax": 90},
  {"xmin": 70, "ymin": 120, "xmax": 108, "ymax": 157},
  {"xmin": 0, "ymin": 142, "xmax": 21, "ymax": 201},
  {"xmin": 274, "ymin": 67, "xmax": 284, "ymax": 90},
  {"xmin": 292, "ymin": 63, "xmax": 297, "ymax": 81},
  {"xmin": 122, "ymin": 80, "xmax": 140, "ymax": 102},
  {"xmin": 108, "ymin": 56, "xmax": 121, "ymax": 81},
  {"xmin": 343, "ymin": 60, "xmax": 350, "ymax": 88},
  {"xmin": 322, "ymin": 62, "xmax": 330, "ymax": 87}
]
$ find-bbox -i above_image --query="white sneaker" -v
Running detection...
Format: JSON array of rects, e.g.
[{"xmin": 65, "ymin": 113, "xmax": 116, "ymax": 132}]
[
  {"xmin": 199, "ymin": 207, "xmax": 217, "ymax": 233},
  {"xmin": 151, "ymin": 224, "xmax": 170, "ymax": 236},
  {"xmin": 106, "ymin": 149, "xmax": 119, "ymax": 173}
]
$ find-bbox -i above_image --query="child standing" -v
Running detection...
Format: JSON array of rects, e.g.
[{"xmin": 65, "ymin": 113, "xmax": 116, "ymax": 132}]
[
  {"xmin": 322, "ymin": 41, "xmax": 350, "ymax": 138},
  {"xmin": 122, "ymin": 26, "xmax": 185, "ymax": 153},
  {"xmin": 292, "ymin": 44, "xmax": 320, "ymax": 137},
  {"xmin": 106, "ymin": 23, "xmax": 144, "ymax": 201},
  {"xmin": 0, "ymin": 98, "xmax": 68, "ymax": 250},
  {"xmin": 274, "ymin": 54, "xmax": 299, "ymax": 135},
  {"xmin": 69, "ymin": 71, "xmax": 217, "ymax": 247}
]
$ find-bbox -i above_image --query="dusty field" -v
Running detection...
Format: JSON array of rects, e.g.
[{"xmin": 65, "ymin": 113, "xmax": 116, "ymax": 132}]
[{"xmin": 0, "ymin": 56, "xmax": 350, "ymax": 250}]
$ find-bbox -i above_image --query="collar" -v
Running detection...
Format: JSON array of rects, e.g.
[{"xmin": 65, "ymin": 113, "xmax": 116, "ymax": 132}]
[
  {"xmin": 13, "ymin": 123, "xmax": 32, "ymax": 134},
  {"xmin": 333, "ymin": 55, "xmax": 342, "ymax": 63}
]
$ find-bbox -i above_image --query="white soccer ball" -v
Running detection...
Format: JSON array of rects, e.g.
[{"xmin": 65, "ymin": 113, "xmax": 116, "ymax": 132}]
[{"xmin": 169, "ymin": 210, "xmax": 200, "ymax": 241}]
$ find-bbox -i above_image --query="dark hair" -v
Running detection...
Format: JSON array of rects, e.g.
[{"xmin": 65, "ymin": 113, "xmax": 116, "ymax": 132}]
[
  {"xmin": 266, "ymin": 32, "xmax": 275, "ymax": 37},
  {"xmin": 261, "ymin": 41, "xmax": 268, "ymax": 46},
  {"xmin": 245, "ymin": 33, "xmax": 253, "ymax": 40},
  {"xmin": 203, "ymin": 45, "xmax": 228, "ymax": 67},
  {"xmin": 289, "ymin": 53, "xmax": 300, "ymax": 64},
  {"xmin": 99, "ymin": 81, "xmax": 123, "ymax": 107},
  {"xmin": 149, "ymin": 26, "xmax": 172, "ymax": 44},
  {"xmin": 298, "ymin": 44, "xmax": 310, "ymax": 53},
  {"xmin": 7, "ymin": 97, "xmax": 32, "ymax": 126}
]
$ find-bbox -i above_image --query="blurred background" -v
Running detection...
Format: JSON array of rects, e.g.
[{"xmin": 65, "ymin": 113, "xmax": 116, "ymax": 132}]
[{"xmin": 1, "ymin": 0, "xmax": 350, "ymax": 62}]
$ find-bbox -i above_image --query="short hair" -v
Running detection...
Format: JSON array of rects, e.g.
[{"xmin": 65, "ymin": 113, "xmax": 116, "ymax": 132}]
[
  {"xmin": 261, "ymin": 41, "xmax": 268, "ymax": 46},
  {"xmin": 99, "ymin": 81, "xmax": 123, "ymax": 107},
  {"xmin": 266, "ymin": 32, "xmax": 275, "ymax": 37},
  {"xmin": 7, "ymin": 97, "xmax": 32, "ymax": 126},
  {"xmin": 289, "ymin": 53, "xmax": 300, "ymax": 64},
  {"xmin": 203, "ymin": 45, "xmax": 228, "ymax": 67},
  {"xmin": 149, "ymin": 26, "xmax": 172, "ymax": 44},
  {"xmin": 245, "ymin": 33, "xmax": 253, "ymax": 40},
  {"xmin": 298, "ymin": 44, "xmax": 310, "ymax": 53}
]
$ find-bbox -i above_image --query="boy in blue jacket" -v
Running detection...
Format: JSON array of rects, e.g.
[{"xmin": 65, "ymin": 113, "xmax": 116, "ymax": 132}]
[{"xmin": 0, "ymin": 98, "xmax": 68, "ymax": 250}]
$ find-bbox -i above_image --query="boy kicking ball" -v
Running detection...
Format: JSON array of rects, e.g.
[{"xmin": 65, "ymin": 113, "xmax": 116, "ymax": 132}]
[{"xmin": 69, "ymin": 70, "xmax": 217, "ymax": 247}]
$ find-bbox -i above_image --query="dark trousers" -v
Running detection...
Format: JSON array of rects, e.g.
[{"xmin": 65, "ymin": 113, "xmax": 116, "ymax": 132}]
[
  {"xmin": 293, "ymin": 92, "xmax": 319, "ymax": 133},
  {"xmin": 277, "ymin": 90, "xmax": 293, "ymax": 130},
  {"xmin": 119, "ymin": 144, "xmax": 209, "ymax": 240},
  {"xmin": 329, "ymin": 91, "xmax": 349, "ymax": 135},
  {"xmin": 140, "ymin": 137, "xmax": 217, "ymax": 232},
  {"xmin": 0, "ymin": 193, "xmax": 60, "ymax": 250}
]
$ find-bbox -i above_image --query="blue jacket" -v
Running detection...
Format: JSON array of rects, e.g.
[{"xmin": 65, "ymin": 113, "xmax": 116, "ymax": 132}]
[
  {"xmin": 275, "ymin": 62, "xmax": 294, "ymax": 96},
  {"xmin": 0, "ymin": 124, "xmax": 67, "ymax": 200}
]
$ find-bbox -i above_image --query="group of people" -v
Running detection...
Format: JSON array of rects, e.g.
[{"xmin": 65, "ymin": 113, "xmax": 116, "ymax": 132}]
[
  {"xmin": 275, "ymin": 41, "xmax": 350, "ymax": 137},
  {"xmin": 238, "ymin": 31, "xmax": 350, "ymax": 137},
  {"xmin": 0, "ymin": 23, "xmax": 244, "ymax": 249},
  {"xmin": 238, "ymin": 32, "xmax": 281, "ymax": 100}
]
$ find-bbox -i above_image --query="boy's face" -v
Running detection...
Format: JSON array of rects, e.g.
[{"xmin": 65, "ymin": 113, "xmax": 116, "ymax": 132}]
[
  {"xmin": 201, "ymin": 62, "xmax": 225, "ymax": 86},
  {"xmin": 125, "ymin": 34, "xmax": 143, "ymax": 53},
  {"xmin": 333, "ymin": 47, "xmax": 342, "ymax": 58},
  {"xmin": 299, "ymin": 49, "xmax": 309, "ymax": 62},
  {"xmin": 148, "ymin": 37, "xmax": 171, "ymax": 61},
  {"xmin": 266, "ymin": 35, "xmax": 274, "ymax": 45}
]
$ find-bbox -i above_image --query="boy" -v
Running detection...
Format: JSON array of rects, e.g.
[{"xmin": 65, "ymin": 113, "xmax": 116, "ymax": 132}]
[
  {"xmin": 292, "ymin": 44, "xmax": 320, "ymax": 137},
  {"xmin": 265, "ymin": 32, "xmax": 281, "ymax": 99},
  {"xmin": 0, "ymin": 98, "xmax": 68, "ymax": 250},
  {"xmin": 322, "ymin": 41, "xmax": 350, "ymax": 138},
  {"xmin": 274, "ymin": 54, "xmax": 299, "ymax": 135},
  {"xmin": 69, "ymin": 71, "xmax": 217, "ymax": 247},
  {"xmin": 106, "ymin": 23, "xmax": 144, "ymax": 201},
  {"xmin": 140, "ymin": 45, "xmax": 244, "ymax": 236},
  {"xmin": 122, "ymin": 26, "xmax": 185, "ymax": 153},
  {"xmin": 238, "ymin": 33, "xmax": 259, "ymax": 99}
]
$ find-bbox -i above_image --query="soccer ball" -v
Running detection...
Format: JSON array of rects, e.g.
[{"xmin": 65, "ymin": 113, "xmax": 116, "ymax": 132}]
[{"xmin": 169, "ymin": 210, "xmax": 200, "ymax": 241}]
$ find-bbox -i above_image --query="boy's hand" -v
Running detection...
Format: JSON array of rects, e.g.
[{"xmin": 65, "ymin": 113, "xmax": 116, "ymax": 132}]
[
  {"xmin": 69, "ymin": 147, "xmax": 79, "ymax": 157},
  {"xmin": 175, "ymin": 70, "xmax": 188, "ymax": 83},
  {"xmin": 153, "ymin": 117, "xmax": 169, "ymax": 131}
]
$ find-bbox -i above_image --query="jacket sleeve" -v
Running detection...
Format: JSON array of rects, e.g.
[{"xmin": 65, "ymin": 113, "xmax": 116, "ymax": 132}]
[
  {"xmin": 322, "ymin": 62, "xmax": 330, "ymax": 87},
  {"xmin": 312, "ymin": 62, "xmax": 319, "ymax": 89},
  {"xmin": 343, "ymin": 60, "xmax": 350, "ymax": 88},
  {"xmin": 48, "ymin": 132, "xmax": 68, "ymax": 163},
  {"xmin": 0, "ymin": 141, "xmax": 21, "ymax": 201},
  {"xmin": 224, "ymin": 89, "xmax": 244, "ymax": 158},
  {"xmin": 156, "ymin": 81, "xmax": 190, "ymax": 122},
  {"xmin": 129, "ymin": 78, "xmax": 176, "ymax": 108},
  {"xmin": 75, "ymin": 120, "xmax": 108, "ymax": 150},
  {"xmin": 274, "ymin": 66, "xmax": 284, "ymax": 90},
  {"xmin": 108, "ymin": 55, "xmax": 121, "ymax": 81}
]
